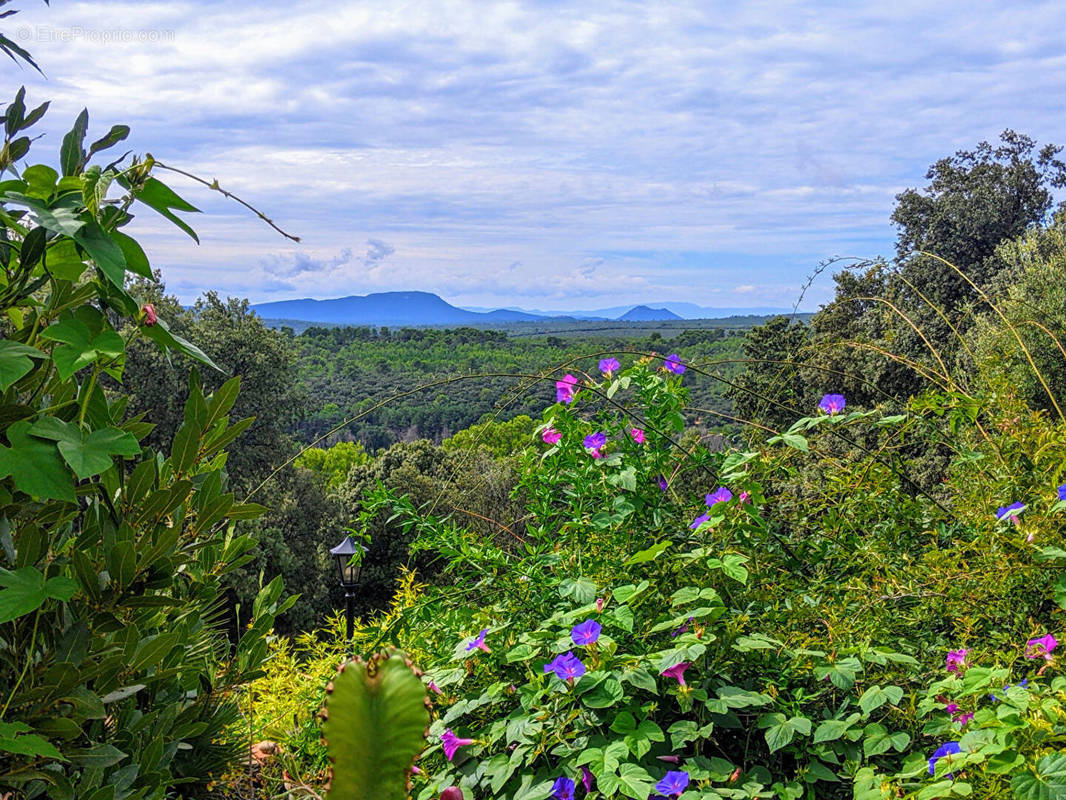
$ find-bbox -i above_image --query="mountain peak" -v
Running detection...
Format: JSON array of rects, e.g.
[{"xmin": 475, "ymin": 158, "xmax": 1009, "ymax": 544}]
[{"xmin": 617, "ymin": 305, "xmax": 682, "ymax": 321}]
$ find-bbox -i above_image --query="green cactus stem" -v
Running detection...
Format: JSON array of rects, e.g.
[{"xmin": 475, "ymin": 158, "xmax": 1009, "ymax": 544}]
[{"xmin": 321, "ymin": 650, "xmax": 431, "ymax": 800}]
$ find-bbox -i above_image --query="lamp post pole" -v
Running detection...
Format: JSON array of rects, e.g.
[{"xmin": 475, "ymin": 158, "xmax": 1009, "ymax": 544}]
[{"xmin": 330, "ymin": 534, "xmax": 368, "ymax": 649}]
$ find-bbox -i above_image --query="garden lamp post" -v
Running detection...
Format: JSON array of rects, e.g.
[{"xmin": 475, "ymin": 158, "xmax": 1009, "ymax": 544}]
[{"xmin": 330, "ymin": 535, "xmax": 367, "ymax": 644}]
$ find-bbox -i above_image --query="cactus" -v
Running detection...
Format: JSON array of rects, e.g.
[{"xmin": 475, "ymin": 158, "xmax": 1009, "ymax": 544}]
[{"xmin": 321, "ymin": 650, "xmax": 431, "ymax": 800}]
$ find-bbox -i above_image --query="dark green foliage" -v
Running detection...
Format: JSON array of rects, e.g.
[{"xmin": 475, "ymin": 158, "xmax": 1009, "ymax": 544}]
[
  {"xmin": 0, "ymin": 90, "xmax": 289, "ymax": 798},
  {"xmin": 290, "ymin": 325, "xmax": 745, "ymax": 448},
  {"xmin": 726, "ymin": 315, "xmax": 811, "ymax": 430}
]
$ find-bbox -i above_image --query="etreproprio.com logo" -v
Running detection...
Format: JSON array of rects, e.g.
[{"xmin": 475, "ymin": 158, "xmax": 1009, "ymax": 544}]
[{"xmin": 16, "ymin": 25, "xmax": 175, "ymax": 44}]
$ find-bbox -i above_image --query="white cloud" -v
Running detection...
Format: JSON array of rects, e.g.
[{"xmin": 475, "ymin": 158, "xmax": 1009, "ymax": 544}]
[{"xmin": 8, "ymin": 0, "xmax": 1066, "ymax": 309}]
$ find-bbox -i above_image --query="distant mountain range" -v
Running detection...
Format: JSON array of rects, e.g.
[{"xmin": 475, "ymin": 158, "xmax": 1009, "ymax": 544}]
[{"xmin": 249, "ymin": 291, "xmax": 795, "ymax": 328}]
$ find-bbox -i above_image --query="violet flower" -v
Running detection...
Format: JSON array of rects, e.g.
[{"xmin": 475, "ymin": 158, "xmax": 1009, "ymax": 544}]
[
  {"xmin": 663, "ymin": 354, "xmax": 686, "ymax": 374},
  {"xmin": 706, "ymin": 487, "xmax": 732, "ymax": 507},
  {"xmin": 658, "ymin": 475, "xmax": 669, "ymax": 491},
  {"xmin": 671, "ymin": 616, "xmax": 694, "ymax": 638},
  {"xmin": 465, "ymin": 629, "xmax": 490, "ymax": 653},
  {"xmin": 544, "ymin": 651, "xmax": 586, "ymax": 682},
  {"xmin": 996, "ymin": 501, "xmax": 1025, "ymax": 523},
  {"xmin": 583, "ymin": 432, "xmax": 607, "ymax": 451},
  {"xmin": 1059, "ymin": 484, "xmax": 1066, "ymax": 502},
  {"xmin": 571, "ymin": 619, "xmax": 602, "ymax": 646},
  {"xmin": 655, "ymin": 770, "xmax": 690, "ymax": 796},
  {"xmin": 581, "ymin": 766, "xmax": 594, "ymax": 793},
  {"xmin": 928, "ymin": 742, "xmax": 961, "ymax": 777},
  {"xmin": 661, "ymin": 662, "xmax": 690, "ymax": 686},
  {"xmin": 818, "ymin": 394, "xmax": 846, "ymax": 414},
  {"xmin": 556, "ymin": 374, "xmax": 579, "ymax": 404},
  {"xmin": 551, "ymin": 776, "xmax": 575, "ymax": 800},
  {"xmin": 599, "ymin": 358, "xmax": 620, "ymax": 377},
  {"xmin": 945, "ymin": 648, "xmax": 967, "ymax": 673},
  {"xmin": 441, "ymin": 729, "xmax": 475, "ymax": 761},
  {"xmin": 689, "ymin": 512, "xmax": 710, "ymax": 530}
]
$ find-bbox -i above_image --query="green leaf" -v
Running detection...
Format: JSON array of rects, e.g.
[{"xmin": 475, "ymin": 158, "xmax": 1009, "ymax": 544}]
[
  {"xmin": 581, "ymin": 678, "xmax": 624, "ymax": 708},
  {"xmin": 558, "ymin": 577, "xmax": 597, "ymax": 605},
  {"xmin": 87, "ymin": 124, "xmax": 130, "ymax": 158},
  {"xmin": 1011, "ymin": 754, "xmax": 1066, "ymax": 800},
  {"xmin": 0, "ymin": 721, "xmax": 64, "ymax": 760},
  {"xmin": 813, "ymin": 715, "xmax": 858, "ymax": 743},
  {"xmin": 30, "ymin": 417, "xmax": 139, "ymax": 479},
  {"xmin": 0, "ymin": 567, "xmax": 77, "ymax": 624},
  {"xmin": 65, "ymin": 743, "xmax": 127, "ymax": 768},
  {"xmin": 59, "ymin": 109, "xmax": 89, "ymax": 176},
  {"xmin": 617, "ymin": 762, "xmax": 654, "ymax": 798},
  {"xmin": 613, "ymin": 581, "xmax": 649, "ymax": 604},
  {"xmin": 74, "ymin": 221, "xmax": 126, "ymax": 287},
  {"xmin": 131, "ymin": 177, "xmax": 200, "ymax": 242},
  {"xmin": 624, "ymin": 540, "xmax": 671, "ymax": 565},
  {"xmin": 321, "ymin": 653, "xmax": 429, "ymax": 800},
  {"xmin": 110, "ymin": 231, "xmax": 152, "ymax": 278},
  {"xmin": 0, "ymin": 421, "xmax": 75, "ymax": 501},
  {"xmin": 0, "ymin": 339, "xmax": 44, "ymax": 391},
  {"xmin": 707, "ymin": 553, "xmax": 749, "ymax": 583}
]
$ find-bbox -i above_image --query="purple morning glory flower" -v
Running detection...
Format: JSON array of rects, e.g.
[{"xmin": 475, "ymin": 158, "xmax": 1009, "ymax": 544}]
[
  {"xmin": 584, "ymin": 432, "xmax": 607, "ymax": 450},
  {"xmin": 551, "ymin": 776, "xmax": 575, "ymax": 800},
  {"xmin": 441, "ymin": 729, "xmax": 475, "ymax": 761},
  {"xmin": 556, "ymin": 374, "xmax": 579, "ymax": 404},
  {"xmin": 706, "ymin": 487, "xmax": 733, "ymax": 507},
  {"xmin": 996, "ymin": 501, "xmax": 1025, "ymax": 522},
  {"xmin": 661, "ymin": 662, "xmax": 690, "ymax": 686},
  {"xmin": 599, "ymin": 357, "xmax": 620, "ymax": 377},
  {"xmin": 818, "ymin": 393, "xmax": 846, "ymax": 414},
  {"xmin": 1059, "ymin": 484, "xmax": 1066, "ymax": 502},
  {"xmin": 655, "ymin": 770, "xmax": 690, "ymax": 796},
  {"xmin": 465, "ymin": 629, "xmax": 490, "ymax": 653},
  {"xmin": 946, "ymin": 648, "xmax": 967, "ymax": 673},
  {"xmin": 544, "ymin": 651, "xmax": 586, "ymax": 681},
  {"xmin": 581, "ymin": 766, "xmax": 594, "ymax": 793},
  {"xmin": 571, "ymin": 619, "xmax": 602, "ymax": 646},
  {"xmin": 671, "ymin": 616, "xmax": 694, "ymax": 638},
  {"xmin": 1026, "ymin": 633, "xmax": 1058, "ymax": 660},
  {"xmin": 689, "ymin": 512, "xmax": 710, "ymax": 530},
  {"xmin": 663, "ymin": 354, "xmax": 686, "ymax": 374},
  {"xmin": 658, "ymin": 475, "xmax": 669, "ymax": 491},
  {"xmin": 928, "ymin": 741, "xmax": 962, "ymax": 777}
]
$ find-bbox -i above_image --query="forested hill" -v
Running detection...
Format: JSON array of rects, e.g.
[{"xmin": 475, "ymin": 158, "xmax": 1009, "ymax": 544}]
[{"xmin": 290, "ymin": 324, "xmax": 747, "ymax": 448}]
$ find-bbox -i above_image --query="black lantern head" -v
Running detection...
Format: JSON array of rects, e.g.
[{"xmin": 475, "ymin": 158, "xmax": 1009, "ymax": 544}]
[{"xmin": 330, "ymin": 535, "xmax": 367, "ymax": 589}]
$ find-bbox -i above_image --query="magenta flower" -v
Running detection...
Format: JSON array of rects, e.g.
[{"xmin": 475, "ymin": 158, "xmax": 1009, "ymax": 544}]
[
  {"xmin": 441, "ymin": 729, "xmax": 475, "ymax": 761},
  {"xmin": 945, "ymin": 648, "xmax": 967, "ymax": 673},
  {"xmin": 428, "ymin": 680, "xmax": 443, "ymax": 694},
  {"xmin": 542, "ymin": 427, "xmax": 561, "ymax": 445},
  {"xmin": 551, "ymin": 776, "xmax": 575, "ymax": 800},
  {"xmin": 599, "ymin": 357, "xmax": 620, "ymax": 377},
  {"xmin": 440, "ymin": 788, "xmax": 463, "ymax": 800},
  {"xmin": 689, "ymin": 512, "xmax": 710, "ymax": 530},
  {"xmin": 996, "ymin": 501, "xmax": 1025, "ymax": 523},
  {"xmin": 945, "ymin": 703, "xmax": 959, "ymax": 715},
  {"xmin": 571, "ymin": 619, "xmax": 602, "ymax": 646},
  {"xmin": 738, "ymin": 491, "xmax": 750, "ymax": 504},
  {"xmin": 658, "ymin": 475, "xmax": 669, "ymax": 491},
  {"xmin": 556, "ymin": 374, "xmax": 579, "ymax": 403},
  {"xmin": 465, "ymin": 629, "xmax": 490, "ymax": 653},
  {"xmin": 544, "ymin": 651, "xmax": 586, "ymax": 681},
  {"xmin": 706, "ymin": 487, "xmax": 733, "ymax": 507},
  {"xmin": 661, "ymin": 662, "xmax": 690, "ymax": 686},
  {"xmin": 1026, "ymin": 633, "xmax": 1058, "ymax": 660},
  {"xmin": 581, "ymin": 766, "xmax": 594, "ymax": 793},
  {"xmin": 954, "ymin": 711, "xmax": 974, "ymax": 726},
  {"xmin": 655, "ymin": 770, "xmax": 690, "ymax": 796},
  {"xmin": 631, "ymin": 427, "xmax": 646, "ymax": 444},
  {"xmin": 663, "ymin": 354, "xmax": 686, "ymax": 374},
  {"xmin": 818, "ymin": 394, "xmax": 846, "ymax": 414}
]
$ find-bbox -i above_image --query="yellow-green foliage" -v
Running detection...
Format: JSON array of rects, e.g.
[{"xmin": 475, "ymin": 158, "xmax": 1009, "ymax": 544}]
[
  {"xmin": 441, "ymin": 414, "xmax": 535, "ymax": 457},
  {"xmin": 294, "ymin": 441, "xmax": 371, "ymax": 490}
]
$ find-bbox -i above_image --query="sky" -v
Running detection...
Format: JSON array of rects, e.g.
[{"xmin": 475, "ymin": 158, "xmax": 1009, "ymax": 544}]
[{"xmin": 7, "ymin": 1, "xmax": 1066, "ymax": 311}]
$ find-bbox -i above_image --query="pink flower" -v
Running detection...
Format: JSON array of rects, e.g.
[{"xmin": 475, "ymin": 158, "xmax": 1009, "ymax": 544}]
[
  {"xmin": 630, "ymin": 428, "xmax": 645, "ymax": 444},
  {"xmin": 556, "ymin": 374, "xmax": 579, "ymax": 404},
  {"xmin": 440, "ymin": 788, "xmax": 464, "ymax": 800},
  {"xmin": 1026, "ymin": 634, "xmax": 1058, "ymax": 661},
  {"xmin": 946, "ymin": 649, "xmax": 967, "ymax": 673},
  {"xmin": 428, "ymin": 681, "xmax": 442, "ymax": 694},
  {"xmin": 142, "ymin": 303, "xmax": 158, "ymax": 326},
  {"xmin": 542, "ymin": 427, "xmax": 561, "ymax": 445},
  {"xmin": 441, "ymin": 729, "xmax": 475, "ymax": 761},
  {"xmin": 738, "ymin": 491, "xmax": 750, "ymax": 504},
  {"xmin": 954, "ymin": 712, "xmax": 974, "ymax": 726},
  {"xmin": 595, "ymin": 597, "xmax": 604, "ymax": 613},
  {"xmin": 661, "ymin": 662, "xmax": 690, "ymax": 686}
]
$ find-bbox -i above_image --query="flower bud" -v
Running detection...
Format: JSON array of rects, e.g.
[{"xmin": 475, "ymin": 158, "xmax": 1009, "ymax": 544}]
[
  {"xmin": 440, "ymin": 788, "xmax": 463, "ymax": 800},
  {"xmin": 142, "ymin": 303, "xmax": 158, "ymax": 326}
]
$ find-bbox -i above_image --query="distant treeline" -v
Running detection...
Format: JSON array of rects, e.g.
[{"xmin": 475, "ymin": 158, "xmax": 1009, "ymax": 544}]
[{"xmin": 290, "ymin": 324, "xmax": 749, "ymax": 449}]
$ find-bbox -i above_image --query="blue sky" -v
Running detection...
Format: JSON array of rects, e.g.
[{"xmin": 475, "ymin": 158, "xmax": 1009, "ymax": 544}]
[{"xmin": 8, "ymin": 0, "xmax": 1066, "ymax": 310}]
